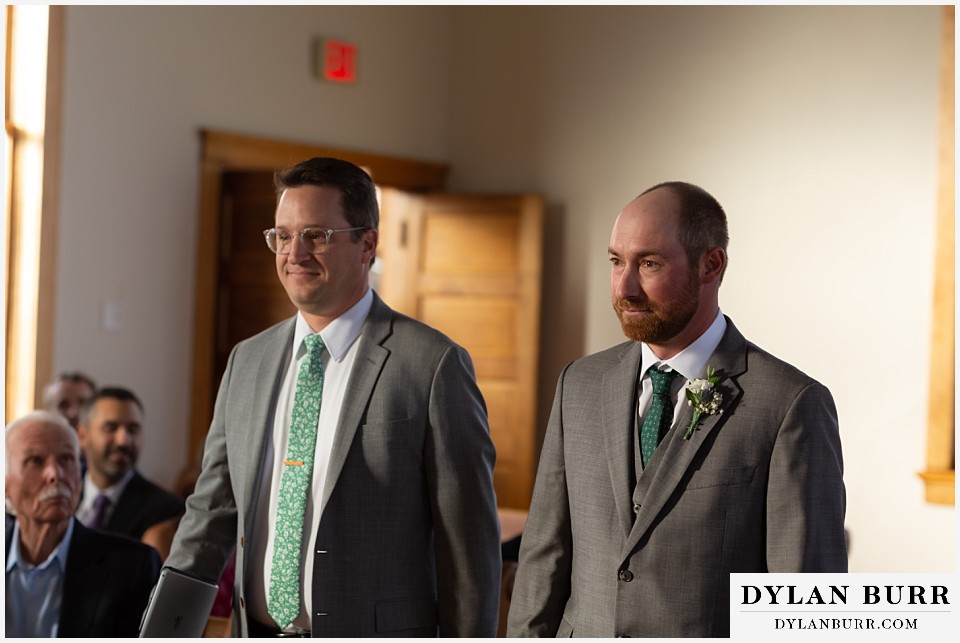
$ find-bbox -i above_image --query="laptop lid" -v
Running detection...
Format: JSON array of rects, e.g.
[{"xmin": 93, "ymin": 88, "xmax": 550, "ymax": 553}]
[{"xmin": 139, "ymin": 566, "xmax": 220, "ymax": 638}]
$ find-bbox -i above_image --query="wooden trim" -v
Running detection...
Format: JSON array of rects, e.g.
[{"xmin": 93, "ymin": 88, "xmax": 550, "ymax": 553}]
[
  {"xmin": 186, "ymin": 129, "xmax": 449, "ymax": 469},
  {"xmin": 201, "ymin": 130, "xmax": 448, "ymax": 191},
  {"xmin": 34, "ymin": 4, "xmax": 65, "ymax": 404},
  {"xmin": 920, "ymin": 5, "xmax": 954, "ymax": 505},
  {"xmin": 4, "ymin": 6, "xmax": 62, "ymax": 420},
  {"xmin": 516, "ymin": 195, "xmax": 544, "ymax": 505},
  {"xmin": 4, "ymin": 7, "xmax": 12, "ymax": 130},
  {"xmin": 187, "ymin": 162, "xmax": 225, "ymax": 465},
  {"xmin": 919, "ymin": 471, "xmax": 954, "ymax": 506}
]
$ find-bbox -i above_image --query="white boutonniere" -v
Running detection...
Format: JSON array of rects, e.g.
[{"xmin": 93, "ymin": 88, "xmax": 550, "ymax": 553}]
[{"xmin": 683, "ymin": 366, "xmax": 724, "ymax": 440}]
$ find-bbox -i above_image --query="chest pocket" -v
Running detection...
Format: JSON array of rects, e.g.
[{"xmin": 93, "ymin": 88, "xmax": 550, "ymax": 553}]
[{"xmin": 685, "ymin": 464, "xmax": 755, "ymax": 490}]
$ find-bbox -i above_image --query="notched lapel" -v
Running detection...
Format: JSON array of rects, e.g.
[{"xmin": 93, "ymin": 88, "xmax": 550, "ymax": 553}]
[
  {"xmin": 677, "ymin": 376, "xmax": 741, "ymax": 444},
  {"xmin": 601, "ymin": 342, "xmax": 644, "ymax": 539},
  {"xmin": 60, "ymin": 526, "xmax": 108, "ymax": 636},
  {"xmin": 320, "ymin": 295, "xmax": 391, "ymax": 512},
  {"xmin": 240, "ymin": 320, "xmax": 296, "ymax": 516}
]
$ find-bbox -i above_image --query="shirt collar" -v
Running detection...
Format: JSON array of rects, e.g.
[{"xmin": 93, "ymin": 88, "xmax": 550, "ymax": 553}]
[
  {"xmin": 641, "ymin": 309, "xmax": 727, "ymax": 382},
  {"xmin": 83, "ymin": 468, "xmax": 135, "ymax": 503},
  {"xmin": 6, "ymin": 516, "xmax": 74, "ymax": 573},
  {"xmin": 294, "ymin": 288, "xmax": 373, "ymax": 362}
]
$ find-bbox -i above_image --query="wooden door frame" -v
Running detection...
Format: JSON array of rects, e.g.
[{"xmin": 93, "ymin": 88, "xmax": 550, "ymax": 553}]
[{"xmin": 186, "ymin": 129, "xmax": 448, "ymax": 470}]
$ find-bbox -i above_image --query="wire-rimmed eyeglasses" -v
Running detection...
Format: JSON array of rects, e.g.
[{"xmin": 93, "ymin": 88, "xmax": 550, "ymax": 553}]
[{"xmin": 263, "ymin": 226, "xmax": 367, "ymax": 254}]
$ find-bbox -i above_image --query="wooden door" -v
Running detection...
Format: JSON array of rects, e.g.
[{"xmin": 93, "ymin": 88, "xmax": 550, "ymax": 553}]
[
  {"xmin": 215, "ymin": 172, "xmax": 295, "ymax": 394},
  {"xmin": 377, "ymin": 190, "xmax": 543, "ymax": 509}
]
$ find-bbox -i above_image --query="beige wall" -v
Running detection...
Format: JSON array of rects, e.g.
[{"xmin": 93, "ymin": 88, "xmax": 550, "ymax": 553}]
[
  {"xmin": 53, "ymin": 6, "xmax": 951, "ymax": 572},
  {"xmin": 55, "ymin": 4, "xmax": 454, "ymax": 489}
]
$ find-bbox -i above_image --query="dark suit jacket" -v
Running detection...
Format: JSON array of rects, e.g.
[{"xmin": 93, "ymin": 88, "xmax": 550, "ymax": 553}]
[
  {"xmin": 166, "ymin": 292, "xmax": 501, "ymax": 637},
  {"xmin": 508, "ymin": 318, "xmax": 847, "ymax": 638},
  {"xmin": 6, "ymin": 518, "xmax": 161, "ymax": 637},
  {"xmin": 103, "ymin": 470, "xmax": 184, "ymax": 539}
]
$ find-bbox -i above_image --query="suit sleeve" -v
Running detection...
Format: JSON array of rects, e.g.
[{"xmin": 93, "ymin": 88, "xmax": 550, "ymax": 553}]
[
  {"xmin": 424, "ymin": 344, "xmax": 502, "ymax": 637},
  {"xmin": 766, "ymin": 381, "xmax": 847, "ymax": 571},
  {"xmin": 165, "ymin": 345, "xmax": 241, "ymax": 581},
  {"xmin": 506, "ymin": 364, "xmax": 574, "ymax": 637}
]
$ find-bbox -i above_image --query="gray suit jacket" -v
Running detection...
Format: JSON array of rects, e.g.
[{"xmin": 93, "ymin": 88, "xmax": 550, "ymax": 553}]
[
  {"xmin": 507, "ymin": 318, "xmax": 846, "ymax": 638},
  {"xmin": 166, "ymin": 293, "xmax": 501, "ymax": 637}
]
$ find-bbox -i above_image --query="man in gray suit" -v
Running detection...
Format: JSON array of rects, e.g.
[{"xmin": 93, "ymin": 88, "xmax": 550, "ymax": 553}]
[
  {"xmin": 507, "ymin": 182, "xmax": 846, "ymax": 638},
  {"xmin": 164, "ymin": 157, "xmax": 501, "ymax": 637}
]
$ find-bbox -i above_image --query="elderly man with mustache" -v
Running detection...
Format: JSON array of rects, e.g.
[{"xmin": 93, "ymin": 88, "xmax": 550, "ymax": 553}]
[{"xmin": 5, "ymin": 411, "xmax": 160, "ymax": 637}]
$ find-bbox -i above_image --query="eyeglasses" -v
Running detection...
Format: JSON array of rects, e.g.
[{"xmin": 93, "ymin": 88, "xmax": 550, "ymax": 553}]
[{"xmin": 263, "ymin": 226, "xmax": 367, "ymax": 254}]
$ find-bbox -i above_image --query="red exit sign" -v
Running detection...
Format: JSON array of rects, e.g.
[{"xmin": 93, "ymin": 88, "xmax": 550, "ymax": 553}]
[{"xmin": 323, "ymin": 39, "xmax": 357, "ymax": 84}]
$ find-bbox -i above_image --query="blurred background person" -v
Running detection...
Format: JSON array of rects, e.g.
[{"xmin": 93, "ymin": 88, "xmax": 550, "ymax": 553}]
[
  {"xmin": 42, "ymin": 371, "xmax": 96, "ymax": 432},
  {"xmin": 75, "ymin": 387, "xmax": 184, "ymax": 560}
]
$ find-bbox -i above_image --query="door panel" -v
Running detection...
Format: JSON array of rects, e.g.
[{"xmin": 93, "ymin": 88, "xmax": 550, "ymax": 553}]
[
  {"xmin": 216, "ymin": 172, "xmax": 295, "ymax": 393},
  {"xmin": 378, "ymin": 191, "xmax": 543, "ymax": 509}
]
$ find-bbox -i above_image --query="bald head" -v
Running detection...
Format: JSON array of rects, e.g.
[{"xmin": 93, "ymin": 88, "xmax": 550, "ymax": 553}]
[{"xmin": 635, "ymin": 181, "xmax": 729, "ymax": 278}]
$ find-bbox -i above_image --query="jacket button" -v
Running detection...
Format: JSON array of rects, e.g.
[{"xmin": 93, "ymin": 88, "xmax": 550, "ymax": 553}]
[
  {"xmin": 632, "ymin": 504, "xmax": 640, "ymax": 513},
  {"xmin": 618, "ymin": 569, "xmax": 634, "ymax": 582}
]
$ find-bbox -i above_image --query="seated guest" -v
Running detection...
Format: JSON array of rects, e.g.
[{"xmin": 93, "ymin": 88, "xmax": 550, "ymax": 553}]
[
  {"xmin": 42, "ymin": 371, "xmax": 96, "ymax": 431},
  {"xmin": 76, "ymin": 387, "xmax": 184, "ymax": 559},
  {"xmin": 5, "ymin": 411, "xmax": 160, "ymax": 637},
  {"xmin": 43, "ymin": 371, "xmax": 97, "ymax": 475}
]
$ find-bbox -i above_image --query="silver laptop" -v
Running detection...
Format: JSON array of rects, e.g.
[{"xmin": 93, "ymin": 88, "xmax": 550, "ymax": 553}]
[{"xmin": 139, "ymin": 566, "xmax": 220, "ymax": 638}]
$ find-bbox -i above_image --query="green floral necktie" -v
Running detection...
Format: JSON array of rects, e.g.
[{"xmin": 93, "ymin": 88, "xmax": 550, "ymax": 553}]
[
  {"xmin": 268, "ymin": 333, "xmax": 325, "ymax": 629},
  {"xmin": 640, "ymin": 367, "xmax": 680, "ymax": 468}
]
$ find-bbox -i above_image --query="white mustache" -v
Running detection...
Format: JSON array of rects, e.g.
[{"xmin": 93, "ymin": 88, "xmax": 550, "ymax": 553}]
[{"xmin": 38, "ymin": 485, "xmax": 73, "ymax": 502}]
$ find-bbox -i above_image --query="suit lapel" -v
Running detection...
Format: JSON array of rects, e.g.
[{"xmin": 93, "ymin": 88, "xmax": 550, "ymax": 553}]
[
  {"xmin": 240, "ymin": 318, "xmax": 296, "ymax": 517},
  {"xmin": 59, "ymin": 523, "xmax": 107, "ymax": 636},
  {"xmin": 624, "ymin": 318, "xmax": 748, "ymax": 555},
  {"xmin": 104, "ymin": 471, "xmax": 143, "ymax": 532},
  {"xmin": 320, "ymin": 293, "xmax": 391, "ymax": 511},
  {"xmin": 601, "ymin": 342, "xmax": 644, "ymax": 539}
]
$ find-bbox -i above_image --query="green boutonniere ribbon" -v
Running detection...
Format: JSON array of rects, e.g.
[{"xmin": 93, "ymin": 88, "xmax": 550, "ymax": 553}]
[{"xmin": 683, "ymin": 366, "xmax": 724, "ymax": 440}]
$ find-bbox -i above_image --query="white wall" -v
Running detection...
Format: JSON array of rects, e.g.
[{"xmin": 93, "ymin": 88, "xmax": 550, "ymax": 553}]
[{"xmin": 54, "ymin": 5, "xmax": 952, "ymax": 573}]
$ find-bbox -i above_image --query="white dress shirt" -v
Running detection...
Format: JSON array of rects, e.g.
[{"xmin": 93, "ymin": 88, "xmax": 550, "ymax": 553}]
[
  {"xmin": 637, "ymin": 309, "xmax": 727, "ymax": 464},
  {"xmin": 248, "ymin": 288, "xmax": 373, "ymax": 631}
]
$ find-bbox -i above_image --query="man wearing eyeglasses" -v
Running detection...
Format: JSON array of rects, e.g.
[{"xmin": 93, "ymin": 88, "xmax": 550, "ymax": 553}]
[{"xmin": 163, "ymin": 157, "xmax": 501, "ymax": 637}]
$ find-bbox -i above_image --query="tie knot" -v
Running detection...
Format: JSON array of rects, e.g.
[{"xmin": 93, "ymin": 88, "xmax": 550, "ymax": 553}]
[
  {"xmin": 89, "ymin": 493, "xmax": 112, "ymax": 529},
  {"xmin": 648, "ymin": 367, "xmax": 679, "ymax": 396},
  {"xmin": 304, "ymin": 333, "xmax": 325, "ymax": 356}
]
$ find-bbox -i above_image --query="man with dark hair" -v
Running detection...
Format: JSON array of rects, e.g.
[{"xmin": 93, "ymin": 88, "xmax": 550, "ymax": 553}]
[
  {"xmin": 76, "ymin": 387, "xmax": 184, "ymax": 560},
  {"xmin": 43, "ymin": 371, "xmax": 97, "ymax": 431},
  {"xmin": 164, "ymin": 157, "xmax": 501, "ymax": 636},
  {"xmin": 508, "ymin": 182, "xmax": 846, "ymax": 637},
  {"xmin": 5, "ymin": 411, "xmax": 160, "ymax": 637}
]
